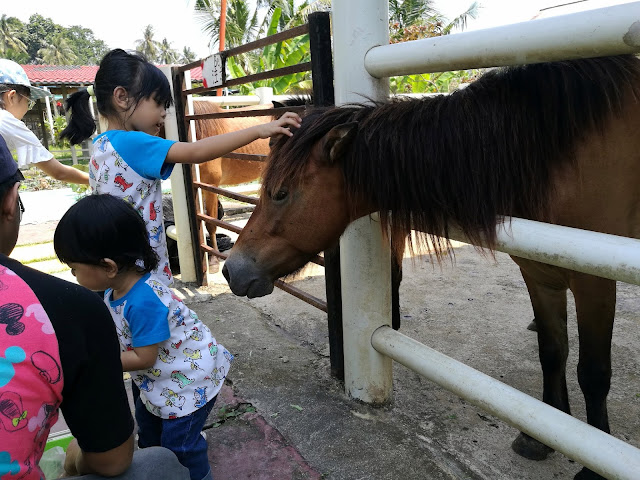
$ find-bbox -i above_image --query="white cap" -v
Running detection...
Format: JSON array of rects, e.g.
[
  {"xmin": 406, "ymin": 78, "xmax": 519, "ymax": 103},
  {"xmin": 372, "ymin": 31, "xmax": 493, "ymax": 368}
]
[{"xmin": 0, "ymin": 59, "xmax": 51, "ymax": 100}]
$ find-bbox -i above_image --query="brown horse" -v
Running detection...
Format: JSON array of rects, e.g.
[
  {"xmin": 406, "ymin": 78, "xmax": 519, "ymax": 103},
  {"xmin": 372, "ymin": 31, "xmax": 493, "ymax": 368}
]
[{"xmin": 223, "ymin": 55, "xmax": 640, "ymax": 480}]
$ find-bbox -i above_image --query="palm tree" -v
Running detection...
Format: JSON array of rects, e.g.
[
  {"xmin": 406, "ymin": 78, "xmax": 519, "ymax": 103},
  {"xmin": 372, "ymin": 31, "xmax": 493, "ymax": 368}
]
[
  {"xmin": 180, "ymin": 46, "xmax": 197, "ymax": 64},
  {"xmin": 158, "ymin": 38, "xmax": 179, "ymax": 64},
  {"xmin": 37, "ymin": 34, "xmax": 77, "ymax": 65},
  {"xmin": 195, "ymin": 0, "xmax": 259, "ymax": 50},
  {"xmin": 136, "ymin": 25, "xmax": 159, "ymax": 62},
  {"xmin": 0, "ymin": 14, "xmax": 27, "ymax": 56}
]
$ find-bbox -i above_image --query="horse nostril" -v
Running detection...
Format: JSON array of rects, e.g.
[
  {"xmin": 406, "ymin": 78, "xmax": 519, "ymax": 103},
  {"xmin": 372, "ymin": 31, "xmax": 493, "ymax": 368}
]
[{"xmin": 222, "ymin": 264, "xmax": 230, "ymax": 282}]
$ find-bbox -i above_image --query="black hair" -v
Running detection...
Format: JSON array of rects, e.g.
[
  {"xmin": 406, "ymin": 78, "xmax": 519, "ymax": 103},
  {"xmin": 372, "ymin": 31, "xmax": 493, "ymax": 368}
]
[
  {"xmin": 0, "ymin": 84, "xmax": 31, "ymax": 110},
  {"xmin": 54, "ymin": 194, "xmax": 159, "ymax": 273},
  {"xmin": 60, "ymin": 48, "xmax": 174, "ymax": 145},
  {"xmin": 0, "ymin": 171, "xmax": 22, "ymax": 204}
]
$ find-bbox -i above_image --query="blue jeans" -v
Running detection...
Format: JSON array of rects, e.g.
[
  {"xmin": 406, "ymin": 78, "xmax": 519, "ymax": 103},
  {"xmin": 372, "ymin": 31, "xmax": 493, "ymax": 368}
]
[{"xmin": 135, "ymin": 395, "xmax": 217, "ymax": 480}]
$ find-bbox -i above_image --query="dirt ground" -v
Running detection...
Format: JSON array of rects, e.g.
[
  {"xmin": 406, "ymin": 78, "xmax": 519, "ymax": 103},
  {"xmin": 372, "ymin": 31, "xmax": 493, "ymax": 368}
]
[{"xmin": 199, "ymin": 236, "xmax": 640, "ymax": 479}]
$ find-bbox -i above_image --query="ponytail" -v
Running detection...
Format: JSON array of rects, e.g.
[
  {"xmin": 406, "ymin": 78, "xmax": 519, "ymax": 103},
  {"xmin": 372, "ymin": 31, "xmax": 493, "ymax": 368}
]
[{"xmin": 59, "ymin": 89, "xmax": 96, "ymax": 145}]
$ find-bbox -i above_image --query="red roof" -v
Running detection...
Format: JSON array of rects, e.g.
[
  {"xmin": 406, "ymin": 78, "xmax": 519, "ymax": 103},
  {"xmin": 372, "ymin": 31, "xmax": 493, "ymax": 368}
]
[{"xmin": 22, "ymin": 64, "xmax": 203, "ymax": 86}]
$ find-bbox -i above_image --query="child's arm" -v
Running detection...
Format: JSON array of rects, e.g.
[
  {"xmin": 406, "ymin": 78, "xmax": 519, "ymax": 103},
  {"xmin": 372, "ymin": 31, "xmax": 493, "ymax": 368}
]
[
  {"xmin": 165, "ymin": 111, "xmax": 302, "ymax": 164},
  {"xmin": 38, "ymin": 158, "xmax": 90, "ymax": 184},
  {"xmin": 121, "ymin": 344, "xmax": 159, "ymax": 372}
]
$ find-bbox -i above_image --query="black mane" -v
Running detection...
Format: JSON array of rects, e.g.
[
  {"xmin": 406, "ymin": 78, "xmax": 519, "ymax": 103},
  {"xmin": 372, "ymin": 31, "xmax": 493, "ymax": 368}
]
[{"xmin": 264, "ymin": 55, "xmax": 640, "ymax": 254}]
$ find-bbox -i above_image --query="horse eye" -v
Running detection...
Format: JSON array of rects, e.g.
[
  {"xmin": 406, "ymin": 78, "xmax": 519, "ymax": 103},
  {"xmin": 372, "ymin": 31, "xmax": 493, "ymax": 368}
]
[{"xmin": 272, "ymin": 189, "xmax": 288, "ymax": 202}]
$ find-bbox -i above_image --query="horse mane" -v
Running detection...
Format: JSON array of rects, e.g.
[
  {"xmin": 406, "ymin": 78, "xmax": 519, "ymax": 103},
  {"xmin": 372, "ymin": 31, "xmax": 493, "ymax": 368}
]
[{"xmin": 264, "ymin": 55, "xmax": 640, "ymax": 256}]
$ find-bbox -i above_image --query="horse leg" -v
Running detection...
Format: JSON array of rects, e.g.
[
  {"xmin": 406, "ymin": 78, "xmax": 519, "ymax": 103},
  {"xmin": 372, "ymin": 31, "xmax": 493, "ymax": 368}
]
[
  {"xmin": 511, "ymin": 266, "xmax": 570, "ymax": 461},
  {"xmin": 570, "ymin": 274, "xmax": 615, "ymax": 480}
]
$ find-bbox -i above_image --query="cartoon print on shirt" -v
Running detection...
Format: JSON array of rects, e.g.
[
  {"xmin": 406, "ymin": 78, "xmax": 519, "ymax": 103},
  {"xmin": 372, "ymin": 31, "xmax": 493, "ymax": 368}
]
[
  {"xmin": 96, "ymin": 136, "xmax": 109, "ymax": 152},
  {"xmin": 136, "ymin": 181, "xmax": 153, "ymax": 200},
  {"xmin": 136, "ymin": 205, "xmax": 145, "ymax": 218},
  {"xmin": 91, "ymin": 158, "xmax": 100, "ymax": 170},
  {"xmin": 27, "ymin": 403, "xmax": 56, "ymax": 434},
  {"xmin": 193, "ymin": 386, "xmax": 207, "ymax": 409},
  {"xmin": 0, "ymin": 303, "xmax": 25, "ymax": 336},
  {"xmin": 170, "ymin": 340, "xmax": 182, "ymax": 350},
  {"xmin": 144, "ymin": 399, "xmax": 162, "ymax": 417},
  {"xmin": 170, "ymin": 371, "xmax": 194, "ymax": 389},
  {"xmin": 149, "ymin": 201, "xmax": 159, "ymax": 221},
  {"xmin": 98, "ymin": 164, "xmax": 110, "ymax": 184},
  {"xmin": 162, "ymin": 263, "xmax": 172, "ymax": 279},
  {"xmin": 114, "ymin": 173, "xmax": 133, "ymax": 191},
  {"xmin": 115, "ymin": 322, "xmax": 131, "ymax": 342},
  {"xmin": 149, "ymin": 225, "xmax": 164, "ymax": 243},
  {"xmin": 158, "ymin": 347, "xmax": 175, "ymax": 364},
  {"xmin": 183, "ymin": 348, "xmax": 203, "ymax": 371},
  {"xmin": 0, "ymin": 391, "xmax": 28, "ymax": 431},
  {"xmin": 147, "ymin": 280, "xmax": 166, "ymax": 297},
  {"xmin": 208, "ymin": 342, "xmax": 218, "ymax": 357},
  {"xmin": 122, "ymin": 195, "xmax": 135, "ymax": 206},
  {"xmin": 136, "ymin": 374, "xmax": 155, "ymax": 392},
  {"xmin": 0, "ymin": 452, "xmax": 20, "ymax": 476},
  {"xmin": 185, "ymin": 327, "xmax": 203, "ymax": 342},
  {"xmin": 161, "ymin": 388, "xmax": 185, "ymax": 410},
  {"xmin": 89, "ymin": 167, "xmax": 96, "ymax": 181},
  {"xmin": 113, "ymin": 151, "xmax": 128, "ymax": 170},
  {"xmin": 171, "ymin": 307, "xmax": 185, "ymax": 328},
  {"xmin": 147, "ymin": 368, "xmax": 162, "ymax": 377},
  {"xmin": 31, "ymin": 351, "xmax": 62, "ymax": 384},
  {"xmin": 0, "ymin": 346, "xmax": 26, "ymax": 388}
]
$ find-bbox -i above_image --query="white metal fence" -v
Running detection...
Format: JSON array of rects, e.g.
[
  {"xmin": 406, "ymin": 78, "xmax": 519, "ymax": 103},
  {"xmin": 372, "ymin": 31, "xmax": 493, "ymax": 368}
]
[{"xmin": 333, "ymin": 1, "xmax": 640, "ymax": 478}]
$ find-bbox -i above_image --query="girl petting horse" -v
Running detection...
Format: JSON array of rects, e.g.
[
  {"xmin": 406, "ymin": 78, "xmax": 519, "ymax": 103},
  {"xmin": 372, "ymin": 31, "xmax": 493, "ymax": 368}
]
[
  {"xmin": 223, "ymin": 54, "xmax": 640, "ymax": 480},
  {"xmin": 60, "ymin": 48, "xmax": 301, "ymax": 284}
]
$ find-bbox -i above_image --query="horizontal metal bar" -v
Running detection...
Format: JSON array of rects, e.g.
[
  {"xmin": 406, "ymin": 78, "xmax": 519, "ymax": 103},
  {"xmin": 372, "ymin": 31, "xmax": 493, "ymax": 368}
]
[
  {"xmin": 365, "ymin": 2, "xmax": 640, "ymax": 77},
  {"xmin": 447, "ymin": 217, "xmax": 640, "ymax": 286},
  {"xmin": 224, "ymin": 62, "xmax": 312, "ymax": 88},
  {"xmin": 193, "ymin": 182, "xmax": 259, "ymax": 205},
  {"xmin": 224, "ymin": 24, "xmax": 310, "ymax": 58},
  {"xmin": 197, "ymin": 214, "xmax": 243, "ymax": 235},
  {"xmin": 371, "ymin": 326, "xmax": 640, "ymax": 480},
  {"xmin": 185, "ymin": 105, "xmax": 306, "ymax": 121}
]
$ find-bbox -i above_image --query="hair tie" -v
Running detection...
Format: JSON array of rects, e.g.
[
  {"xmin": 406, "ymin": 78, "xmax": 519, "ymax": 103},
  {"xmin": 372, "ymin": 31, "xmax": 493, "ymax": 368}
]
[{"xmin": 86, "ymin": 85, "xmax": 95, "ymax": 97}]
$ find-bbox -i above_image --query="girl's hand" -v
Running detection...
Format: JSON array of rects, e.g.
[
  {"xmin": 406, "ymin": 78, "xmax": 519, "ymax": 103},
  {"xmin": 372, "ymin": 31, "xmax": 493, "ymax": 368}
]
[{"xmin": 256, "ymin": 111, "xmax": 302, "ymax": 138}]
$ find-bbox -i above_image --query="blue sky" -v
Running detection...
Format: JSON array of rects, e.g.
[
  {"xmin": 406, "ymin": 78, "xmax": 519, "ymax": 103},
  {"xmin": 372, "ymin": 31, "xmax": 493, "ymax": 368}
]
[{"xmin": 2, "ymin": 1, "xmax": 635, "ymax": 61}]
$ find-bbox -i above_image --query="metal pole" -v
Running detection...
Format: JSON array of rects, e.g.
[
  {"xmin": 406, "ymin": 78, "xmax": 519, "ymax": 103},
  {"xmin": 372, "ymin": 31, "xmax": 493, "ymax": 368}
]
[
  {"xmin": 332, "ymin": 0, "xmax": 393, "ymax": 404},
  {"xmin": 216, "ymin": 0, "xmax": 228, "ymax": 97},
  {"xmin": 372, "ymin": 326, "xmax": 640, "ymax": 480},
  {"xmin": 365, "ymin": 2, "xmax": 640, "ymax": 78}
]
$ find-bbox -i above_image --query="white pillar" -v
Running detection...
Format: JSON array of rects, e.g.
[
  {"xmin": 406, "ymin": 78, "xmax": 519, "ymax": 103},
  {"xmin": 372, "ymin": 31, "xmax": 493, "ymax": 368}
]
[
  {"xmin": 255, "ymin": 86, "xmax": 274, "ymax": 105},
  {"xmin": 44, "ymin": 88, "xmax": 54, "ymax": 144},
  {"xmin": 332, "ymin": 0, "xmax": 393, "ymax": 404},
  {"xmin": 160, "ymin": 66, "xmax": 197, "ymax": 282}
]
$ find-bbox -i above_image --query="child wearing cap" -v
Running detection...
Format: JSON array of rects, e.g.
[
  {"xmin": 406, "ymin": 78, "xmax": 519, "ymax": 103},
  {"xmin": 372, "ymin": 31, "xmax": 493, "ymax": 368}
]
[{"xmin": 0, "ymin": 58, "xmax": 88, "ymax": 185}]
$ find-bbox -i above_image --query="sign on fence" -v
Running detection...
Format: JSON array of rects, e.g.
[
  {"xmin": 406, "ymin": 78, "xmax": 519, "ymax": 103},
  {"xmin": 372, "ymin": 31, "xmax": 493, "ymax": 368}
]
[{"xmin": 201, "ymin": 53, "xmax": 225, "ymax": 88}]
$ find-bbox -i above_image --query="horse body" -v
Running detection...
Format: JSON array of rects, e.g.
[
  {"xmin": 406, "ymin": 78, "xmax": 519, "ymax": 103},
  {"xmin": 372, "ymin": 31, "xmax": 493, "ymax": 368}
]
[{"xmin": 222, "ymin": 55, "xmax": 640, "ymax": 479}]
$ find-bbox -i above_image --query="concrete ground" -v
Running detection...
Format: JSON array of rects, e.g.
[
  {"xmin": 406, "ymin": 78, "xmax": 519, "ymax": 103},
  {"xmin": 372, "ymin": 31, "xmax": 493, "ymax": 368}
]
[{"xmin": 19, "ymin": 188, "xmax": 640, "ymax": 480}]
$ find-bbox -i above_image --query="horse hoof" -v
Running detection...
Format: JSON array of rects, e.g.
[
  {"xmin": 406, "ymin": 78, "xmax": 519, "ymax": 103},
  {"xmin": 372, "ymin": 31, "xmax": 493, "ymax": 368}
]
[
  {"xmin": 526, "ymin": 318, "xmax": 538, "ymax": 332},
  {"xmin": 511, "ymin": 432, "xmax": 554, "ymax": 460},
  {"xmin": 574, "ymin": 467, "xmax": 605, "ymax": 480},
  {"xmin": 208, "ymin": 257, "xmax": 220, "ymax": 274}
]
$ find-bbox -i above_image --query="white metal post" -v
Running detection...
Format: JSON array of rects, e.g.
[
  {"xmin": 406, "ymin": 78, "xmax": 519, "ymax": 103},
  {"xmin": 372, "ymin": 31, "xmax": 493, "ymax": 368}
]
[
  {"xmin": 160, "ymin": 66, "xmax": 197, "ymax": 282},
  {"xmin": 332, "ymin": 0, "xmax": 393, "ymax": 404},
  {"xmin": 255, "ymin": 86, "xmax": 274, "ymax": 105}
]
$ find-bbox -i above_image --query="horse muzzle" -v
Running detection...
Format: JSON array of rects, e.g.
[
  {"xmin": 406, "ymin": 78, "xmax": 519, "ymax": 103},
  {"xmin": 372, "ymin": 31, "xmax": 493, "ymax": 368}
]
[{"xmin": 222, "ymin": 252, "xmax": 275, "ymax": 298}]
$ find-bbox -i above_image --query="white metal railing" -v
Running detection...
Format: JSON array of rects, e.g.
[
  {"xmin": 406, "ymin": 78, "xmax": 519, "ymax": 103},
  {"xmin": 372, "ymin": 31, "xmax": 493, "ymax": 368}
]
[
  {"xmin": 365, "ymin": 2, "xmax": 640, "ymax": 77},
  {"xmin": 333, "ymin": 0, "xmax": 640, "ymax": 478}
]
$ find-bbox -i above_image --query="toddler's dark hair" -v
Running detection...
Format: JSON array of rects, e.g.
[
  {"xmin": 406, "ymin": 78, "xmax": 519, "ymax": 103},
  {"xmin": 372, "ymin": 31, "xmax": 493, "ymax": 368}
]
[
  {"xmin": 54, "ymin": 194, "xmax": 159, "ymax": 273},
  {"xmin": 60, "ymin": 48, "xmax": 174, "ymax": 144}
]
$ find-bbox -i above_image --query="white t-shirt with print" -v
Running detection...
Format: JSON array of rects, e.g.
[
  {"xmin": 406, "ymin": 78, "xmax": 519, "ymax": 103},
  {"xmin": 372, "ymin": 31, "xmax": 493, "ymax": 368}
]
[
  {"xmin": 107, "ymin": 274, "xmax": 232, "ymax": 419},
  {"xmin": 90, "ymin": 130, "xmax": 176, "ymax": 284},
  {"xmin": 0, "ymin": 109, "xmax": 53, "ymax": 167}
]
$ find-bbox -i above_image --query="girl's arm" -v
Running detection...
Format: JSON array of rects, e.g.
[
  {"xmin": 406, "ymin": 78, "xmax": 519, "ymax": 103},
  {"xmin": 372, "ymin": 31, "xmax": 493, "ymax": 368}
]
[
  {"xmin": 121, "ymin": 344, "xmax": 159, "ymax": 372},
  {"xmin": 165, "ymin": 111, "xmax": 301, "ymax": 164},
  {"xmin": 38, "ymin": 158, "xmax": 90, "ymax": 184}
]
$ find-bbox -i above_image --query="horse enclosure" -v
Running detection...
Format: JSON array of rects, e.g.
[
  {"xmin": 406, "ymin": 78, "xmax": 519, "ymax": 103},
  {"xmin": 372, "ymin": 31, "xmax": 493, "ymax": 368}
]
[{"xmin": 164, "ymin": 12, "xmax": 347, "ymax": 378}]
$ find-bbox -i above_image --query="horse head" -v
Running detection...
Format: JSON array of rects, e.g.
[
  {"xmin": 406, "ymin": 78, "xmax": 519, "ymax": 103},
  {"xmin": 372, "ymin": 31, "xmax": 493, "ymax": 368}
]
[{"xmin": 222, "ymin": 112, "xmax": 361, "ymax": 298}]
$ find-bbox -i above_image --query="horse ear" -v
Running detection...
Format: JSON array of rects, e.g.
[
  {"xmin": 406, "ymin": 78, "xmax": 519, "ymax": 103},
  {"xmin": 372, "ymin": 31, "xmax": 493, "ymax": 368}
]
[
  {"xmin": 322, "ymin": 122, "xmax": 358, "ymax": 163},
  {"xmin": 272, "ymin": 100, "xmax": 285, "ymax": 108}
]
